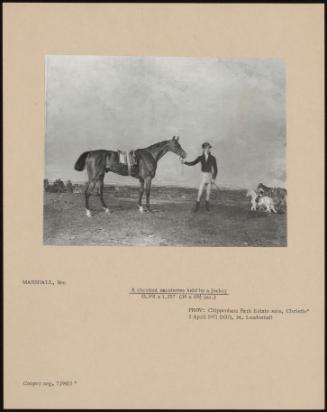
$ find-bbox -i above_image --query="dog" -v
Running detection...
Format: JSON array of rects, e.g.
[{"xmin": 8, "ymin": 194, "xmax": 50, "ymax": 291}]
[
  {"xmin": 246, "ymin": 190, "xmax": 259, "ymax": 211},
  {"xmin": 257, "ymin": 183, "xmax": 287, "ymax": 212},
  {"xmin": 257, "ymin": 195, "xmax": 277, "ymax": 213},
  {"xmin": 246, "ymin": 190, "xmax": 277, "ymax": 213}
]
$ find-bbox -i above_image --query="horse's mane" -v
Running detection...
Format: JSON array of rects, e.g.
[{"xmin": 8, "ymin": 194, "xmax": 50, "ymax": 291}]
[{"xmin": 145, "ymin": 140, "xmax": 169, "ymax": 150}]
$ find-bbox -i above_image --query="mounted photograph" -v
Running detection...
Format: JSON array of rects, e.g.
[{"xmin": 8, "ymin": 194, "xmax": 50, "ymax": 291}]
[{"xmin": 44, "ymin": 56, "xmax": 287, "ymax": 246}]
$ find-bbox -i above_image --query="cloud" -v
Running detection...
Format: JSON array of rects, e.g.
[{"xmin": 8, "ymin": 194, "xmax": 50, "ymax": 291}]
[{"xmin": 45, "ymin": 56, "xmax": 286, "ymax": 188}]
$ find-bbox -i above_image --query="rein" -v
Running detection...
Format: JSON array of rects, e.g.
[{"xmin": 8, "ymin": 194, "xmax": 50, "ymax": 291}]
[{"xmin": 180, "ymin": 156, "xmax": 184, "ymax": 176}]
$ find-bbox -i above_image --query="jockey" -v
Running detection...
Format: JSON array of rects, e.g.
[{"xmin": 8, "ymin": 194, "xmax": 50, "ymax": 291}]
[{"xmin": 181, "ymin": 142, "xmax": 218, "ymax": 212}]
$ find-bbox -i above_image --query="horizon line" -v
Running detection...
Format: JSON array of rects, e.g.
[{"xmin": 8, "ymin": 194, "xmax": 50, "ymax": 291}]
[{"xmin": 44, "ymin": 179, "xmax": 286, "ymax": 191}]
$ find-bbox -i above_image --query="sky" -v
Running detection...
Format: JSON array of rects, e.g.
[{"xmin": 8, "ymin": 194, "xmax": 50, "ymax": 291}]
[{"xmin": 45, "ymin": 56, "xmax": 286, "ymax": 189}]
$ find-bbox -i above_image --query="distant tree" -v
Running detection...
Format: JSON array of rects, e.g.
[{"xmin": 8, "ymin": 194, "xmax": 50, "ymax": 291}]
[
  {"xmin": 44, "ymin": 179, "xmax": 49, "ymax": 191},
  {"xmin": 53, "ymin": 179, "xmax": 65, "ymax": 193},
  {"xmin": 66, "ymin": 180, "xmax": 73, "ymax": 193}
]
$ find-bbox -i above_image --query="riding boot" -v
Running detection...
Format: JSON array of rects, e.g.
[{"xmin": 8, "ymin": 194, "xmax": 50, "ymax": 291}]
[
  {"xmin": 193, "ymin": 201, "xmax": 200, "ymax": 212},
  {"xmin": 205, "ymin": 201, "xmax": 210, "ymax": 211}
]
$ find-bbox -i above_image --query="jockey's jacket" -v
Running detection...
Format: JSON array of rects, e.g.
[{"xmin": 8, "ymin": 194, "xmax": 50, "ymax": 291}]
[{"xmin": 184, "ymin": 153, "xmax": 218, "ymax": 179}]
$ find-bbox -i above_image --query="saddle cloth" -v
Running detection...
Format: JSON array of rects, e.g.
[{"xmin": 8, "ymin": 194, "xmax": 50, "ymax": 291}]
[{"xmin": 117, "ymin": 150, "xmax": 137, "ymax": 175}]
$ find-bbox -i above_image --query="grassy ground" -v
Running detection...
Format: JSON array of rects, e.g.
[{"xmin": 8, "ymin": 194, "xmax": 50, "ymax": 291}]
[{"xmin": 43, "ymin": 186, "xmax": 287, "ymax": 246}]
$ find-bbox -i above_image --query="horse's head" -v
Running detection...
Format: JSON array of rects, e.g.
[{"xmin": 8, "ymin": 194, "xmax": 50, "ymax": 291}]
[{"xmin": 168, "ymin": 136, "xmax": 187, "ymax": 159}]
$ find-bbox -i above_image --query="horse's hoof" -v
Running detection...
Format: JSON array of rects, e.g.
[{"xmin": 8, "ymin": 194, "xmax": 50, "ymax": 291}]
[
  {"xmin": 104, "ymin": 208, "xmax": 111, "ymax": 214},
  {"xmin": 138, "ymin": 206, "xmax": 144, "ymax": 213},
  {"xmin": 86, "ymin": 209, "xmax": 92, "ymax": 218}
]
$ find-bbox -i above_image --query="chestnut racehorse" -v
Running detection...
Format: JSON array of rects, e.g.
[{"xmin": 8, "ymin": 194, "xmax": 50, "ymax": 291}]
[{"xmin": 74, "ymin": 136, "xmax": 187, "ymax": 216}]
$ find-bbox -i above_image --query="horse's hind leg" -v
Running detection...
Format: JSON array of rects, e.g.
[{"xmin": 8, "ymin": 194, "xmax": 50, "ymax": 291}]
[
  {"xmin": 98, "ymin": 174, "xmax": 110, "ymax": 214},
  {"xmin": 85, "ymin": 180, "xmax": 96, "ymax": 217}
]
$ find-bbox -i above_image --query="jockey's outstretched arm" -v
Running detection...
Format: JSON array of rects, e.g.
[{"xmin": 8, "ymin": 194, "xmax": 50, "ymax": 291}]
[{"xmin": 183, "ymin": 156, "xmax": 201, "ymax": 166}]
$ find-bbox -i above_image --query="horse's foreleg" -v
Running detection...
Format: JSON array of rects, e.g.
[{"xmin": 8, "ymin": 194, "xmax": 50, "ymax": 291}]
[
  {"xmin": 138, "ymin": 179, "xmax": 144, "ymax": 212},
  {"xmin": 98, "ymin": 175, "xmax": 110, "ymax": 214},
  {"xmin": 145, "ymin": 177, "xmax": 152, "ymax": 211}
]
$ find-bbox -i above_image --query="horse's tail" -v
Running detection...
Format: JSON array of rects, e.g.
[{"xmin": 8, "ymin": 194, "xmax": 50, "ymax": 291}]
[{"xmin": 74, "ymin": 151, "xmax": 90, "ymax": 171}]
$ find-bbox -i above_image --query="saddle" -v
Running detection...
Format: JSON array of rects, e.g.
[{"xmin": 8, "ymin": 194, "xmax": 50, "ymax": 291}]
[{"xmin": 117, "ymin": 150, "xmax": 138, "ymax": 175}]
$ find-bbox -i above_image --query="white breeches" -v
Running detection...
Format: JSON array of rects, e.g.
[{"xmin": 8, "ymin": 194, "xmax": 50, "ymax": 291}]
[{"xmin": 197, "ymin": 172, "xmax": 212, "ymax": 201}]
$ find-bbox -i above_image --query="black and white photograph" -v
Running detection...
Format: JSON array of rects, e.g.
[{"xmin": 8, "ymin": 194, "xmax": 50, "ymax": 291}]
[
  {"xmin": 5, "ymin": 4, "xmax": 324, "ymax": 410},
  {"xmin": 44, "ymin": 56, "xmax": 287, "ymax": 246}
]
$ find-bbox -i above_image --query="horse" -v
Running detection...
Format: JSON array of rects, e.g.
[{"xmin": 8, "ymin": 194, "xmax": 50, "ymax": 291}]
[{"xmin": 74, "ymin": 136, "xmax": 187, "ymax": 217}]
